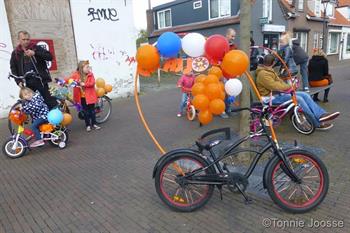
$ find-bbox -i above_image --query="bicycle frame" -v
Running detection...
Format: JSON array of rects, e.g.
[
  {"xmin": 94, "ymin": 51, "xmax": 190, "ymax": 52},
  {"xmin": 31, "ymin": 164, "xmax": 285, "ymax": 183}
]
[{"xmin": 178, "ymin": 114, "xmax": 301, "ymax": 187}]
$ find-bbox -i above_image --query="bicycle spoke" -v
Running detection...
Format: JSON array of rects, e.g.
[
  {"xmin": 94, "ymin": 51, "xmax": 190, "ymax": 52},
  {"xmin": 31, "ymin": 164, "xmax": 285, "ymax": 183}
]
[
  {"xmin": 288, "ymin": 188, "xmax": 297, "ymax": 200},
  {"xmin": 301, "ymin": 184, "xmax": 315, "ymax": 195}
]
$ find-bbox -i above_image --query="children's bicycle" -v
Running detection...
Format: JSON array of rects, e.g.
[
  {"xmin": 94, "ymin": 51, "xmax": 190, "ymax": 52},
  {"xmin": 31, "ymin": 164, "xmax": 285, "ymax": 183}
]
[
  {"xmin": 53, "ymin": 78, "xmax": 112, "ymax": 124},
  {"xmin": 185, "ymin": 93, "xmax": 196, "ymax": 121},
  {"xmin": 2, "ymin": 109, "xmax": 69, "ymax": 159},
  {"xmin": 153, "ymin": 106, "xmax": 329, "ymax": 213},
  {"xmin": 250, "ymin": 90, "xmax": 315, "ymax": 135}
]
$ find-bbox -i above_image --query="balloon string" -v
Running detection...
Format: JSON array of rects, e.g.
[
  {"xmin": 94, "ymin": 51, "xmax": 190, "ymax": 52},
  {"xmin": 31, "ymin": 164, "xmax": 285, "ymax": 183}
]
[
  {"xmin": 134, "ymin": 72, "xmax": 185, "ymax": 176},
  {"xmin": 134, "ymin": 72, "xmax": 166, "ymax": 155}
]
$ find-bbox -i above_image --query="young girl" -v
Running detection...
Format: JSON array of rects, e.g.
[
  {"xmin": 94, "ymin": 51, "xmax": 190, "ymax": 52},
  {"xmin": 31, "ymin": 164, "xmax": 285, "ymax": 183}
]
[
  {"xmin": 69, "ymin": 60, "xmax": 100, "ymax": 131},
  {"xmin": 177, "ymin": 71, "xmax": 195, "ymax": 117},
  {"xmin": 20, "ymin": 87, "xmax": 49, "ymax": 147}
]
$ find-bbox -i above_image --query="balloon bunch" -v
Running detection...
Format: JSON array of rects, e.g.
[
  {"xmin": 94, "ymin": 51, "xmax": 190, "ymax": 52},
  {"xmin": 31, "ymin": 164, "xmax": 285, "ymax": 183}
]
[
  {"xmin": 191, "ymin": 67, "xmax": 226, "ymax": 125},
  {"xmin": 95, "ymin": 78, "xmax": 113, "ymax": 97},
  {"xmin": 135, "ymin": 31, "xmax": 249, "ymax": 125}
]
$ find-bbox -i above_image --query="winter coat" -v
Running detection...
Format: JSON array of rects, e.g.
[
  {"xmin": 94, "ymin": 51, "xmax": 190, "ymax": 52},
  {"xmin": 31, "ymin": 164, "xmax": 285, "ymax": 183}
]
[
  {"xmin": 256, "ymin": 66, "xmax": 291, "ymax": 96},
  {"xmin": 22, "ymin": 91, "xmax": 49, "ymax": 121},
  {"xmin": 308, "ymin": 56, "xmax": 329, "ymax": 82},
  {"xmin": 10, "ymin": 42, "xmax": 53, "ymax": 84},
  {"xmin": 69, "ymin": 71, "xmax": 98, "ymax": 105},
  {"xmin": 292, "ymin": 40, "xmax": 309, "ymax": 65}
]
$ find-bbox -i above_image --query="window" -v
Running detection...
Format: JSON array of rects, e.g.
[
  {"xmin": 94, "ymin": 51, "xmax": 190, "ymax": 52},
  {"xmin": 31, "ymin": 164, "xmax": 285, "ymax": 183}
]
[
  {"xmin": 346, "ymin": 33, "xmax": 350, "ymax": 54},
  {"xmin": 348, "ymin": 7, "xmax": 350, "ymax": 19},
  {"xmin": 328, "ymin": 32, "xmax": 340, "ymax": 54},
  {"xmin": 313, "ymin": 32, "xmax": 321, "ymax": 49},
  {"xmin": 315, "ymin": 0, "xmax": 321, "ymax": 17},
  {"xmin": 209, "ymin": 0, "xmax": 231, "ymax": 20},
  {"xmin": 345, "ymin": 33, "xmax": 350, "ymax": 54},
  {"xmin": 157, "ymin": 9, "xmax": 172, "ymax": 29},
  {"xmin": 298, "ymin": 0, "xmax": 304, "ymax": 11},
  {"xmin": 325, "ymin": 3, "xmax": 334, "ymax": 17},
  {"xmin": 262, "ymin": 0, "xmax": 272, "ymax": 21},
  {"xmin": 295, "ymin": 32, "xmax": 308, "ymax": 52}
]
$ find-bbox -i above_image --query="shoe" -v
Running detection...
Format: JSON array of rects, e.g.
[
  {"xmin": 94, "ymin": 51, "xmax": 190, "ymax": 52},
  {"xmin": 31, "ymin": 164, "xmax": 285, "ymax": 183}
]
[
  {"xmin": 30, "ymin": 139, "xmax": 45, "ymax": 148},
  {"xmin": 304, "ymin": 87, "xmax": 310, "ymax": 93},
  {"xmin": 86, "ymin": 126, "xmax": 91, "ymax": 132},
  {"xmin": 323, "ymin": 98, "xmax": 329, "ymax": 103},
  {"xmin": 220, "ymin": 112, "xmax": 229, "ymax": 119},
  {"xmin": 93, "ymin": 124, "xmax": 101, "ymax": 130},
  {"xmin": 313, "ymin": 97, "xmax": 320, "ymax": 102},
  {"xmin": 317, "ymin": 123, "xmax": 334, "ymax": 131},
  {"xmin": 177, "ymin": 113, "xmax": 182, "ymax": 117},
  {"xmin": 319, "ymin": 112, "xmax": 340, "ymax": 122}
]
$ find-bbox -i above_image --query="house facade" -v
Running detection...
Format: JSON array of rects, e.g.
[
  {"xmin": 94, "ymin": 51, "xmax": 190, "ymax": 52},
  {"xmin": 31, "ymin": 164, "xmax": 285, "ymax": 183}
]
[{"xmin": 147, "ymin": 0, "xmax": 288, "ymax": 49}]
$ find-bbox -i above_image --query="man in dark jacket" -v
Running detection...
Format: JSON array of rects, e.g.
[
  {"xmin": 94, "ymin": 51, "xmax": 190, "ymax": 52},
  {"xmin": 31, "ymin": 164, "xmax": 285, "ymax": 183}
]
[
  {"xmin": 292, "ymin": 39, "xmax": 309, "ymax": 92},
  {"xmin": 10, "ymin": 31, "xmax": 57, "ymax": 109}
]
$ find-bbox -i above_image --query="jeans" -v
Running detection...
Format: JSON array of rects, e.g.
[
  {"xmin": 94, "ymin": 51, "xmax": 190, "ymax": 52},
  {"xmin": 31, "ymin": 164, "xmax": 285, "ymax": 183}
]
[
  {"xmin": 179, "ymin": 93, "xmax": 188, "ymax": 113},
  {"xmin": 31, "ymin": 118, "xmax": 47, "ymax": 140},
  {"xmin": 299, "ymin": 61, "xmax": 309, "ymax": 89},
  {"xmin": 81, "ymin": 98, "xmax": 97, "ymax": 127},
  {"xmin": 272, "ymin": 91, "xmax": 326, "ymax": 127}
]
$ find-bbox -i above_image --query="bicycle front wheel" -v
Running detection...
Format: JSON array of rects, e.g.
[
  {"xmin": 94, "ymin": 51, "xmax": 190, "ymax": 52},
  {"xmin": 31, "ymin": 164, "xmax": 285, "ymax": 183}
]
[
  {"xmin": 155, "ymin": 153, "xmax": 214, "ymax": 212},
  {"xmin": 95, "ymin": 96, "xmax": 112, "ymax": 124},
  {"xmin": 265, "ymin": 149, "xmax": 329, "ymax": 213}
]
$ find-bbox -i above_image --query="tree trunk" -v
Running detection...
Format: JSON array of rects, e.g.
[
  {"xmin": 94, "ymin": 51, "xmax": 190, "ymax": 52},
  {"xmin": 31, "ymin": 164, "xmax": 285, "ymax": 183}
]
[{"xmin": 238, "ymin": 0, "xmax": 252, "ymax": 162}]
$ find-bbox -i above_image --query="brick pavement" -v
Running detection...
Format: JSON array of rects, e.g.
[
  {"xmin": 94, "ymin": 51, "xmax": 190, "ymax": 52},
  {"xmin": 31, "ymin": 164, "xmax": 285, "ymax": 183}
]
[{"xmin": 0, "ymin": 66, "xmax": 349, "ymax": 233}]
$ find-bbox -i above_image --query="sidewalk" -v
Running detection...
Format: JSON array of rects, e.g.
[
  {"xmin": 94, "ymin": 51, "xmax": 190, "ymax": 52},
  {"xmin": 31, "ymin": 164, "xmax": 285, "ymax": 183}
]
[{"xmin": 0, "ymin": 66, "xmax": 349, "ymax": 233}]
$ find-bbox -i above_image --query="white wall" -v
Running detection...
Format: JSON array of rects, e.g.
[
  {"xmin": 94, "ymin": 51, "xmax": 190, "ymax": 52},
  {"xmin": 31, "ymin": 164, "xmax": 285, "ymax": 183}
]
[
  {"xmin": 69, "ymin": 0, "xmax": 137, "ymax": 98},
  {"xmin": 0, "ymin": 0, "xmax": 17, "ymax": 117}
]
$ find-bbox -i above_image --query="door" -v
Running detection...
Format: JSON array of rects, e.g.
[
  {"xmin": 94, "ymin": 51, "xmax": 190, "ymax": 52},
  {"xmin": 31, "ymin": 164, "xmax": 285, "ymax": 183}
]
[{"xmin": 263, "ymin": 34, "xmax": 279, "ymax": 51}]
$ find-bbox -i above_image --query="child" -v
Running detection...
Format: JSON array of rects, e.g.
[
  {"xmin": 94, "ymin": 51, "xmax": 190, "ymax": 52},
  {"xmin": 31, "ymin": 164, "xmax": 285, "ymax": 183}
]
[
  {"xmin": 20, "ymin": 87, "xmax": 49, "ymax": 147},
  {"xmin": 69, "ymin": 60, "xmax": 100, "ymax": 131},
  {"xmin": 177, "ymin": 71, "xmax": 195, "ymax": 117}
]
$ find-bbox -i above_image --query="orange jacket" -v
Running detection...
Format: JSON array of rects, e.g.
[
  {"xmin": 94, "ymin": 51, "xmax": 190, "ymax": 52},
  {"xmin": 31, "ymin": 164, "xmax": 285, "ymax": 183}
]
[{"xmin": 68, "ymin": 71, "xmax": 98, "ymax": 105}]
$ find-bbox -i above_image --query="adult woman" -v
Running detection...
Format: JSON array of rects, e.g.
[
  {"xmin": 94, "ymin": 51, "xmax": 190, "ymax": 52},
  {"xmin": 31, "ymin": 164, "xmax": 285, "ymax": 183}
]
[{"xmin": 308, "ymin": 49, "xmax": 331, "ymax": 102}]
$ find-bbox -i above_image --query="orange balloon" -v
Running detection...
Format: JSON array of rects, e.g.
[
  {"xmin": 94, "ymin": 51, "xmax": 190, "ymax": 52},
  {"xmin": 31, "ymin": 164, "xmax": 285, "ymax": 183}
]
[
  {"xmin": 221, "ymin": 50, "xmax": 249, "ymax": 77},
  {"xmin": 96, "ymin": 78, "xmax": 105, "ymax": 88},
  {"xmin": 195, "ymin": 74, "xmax": 207, "ymax": 83},
  {"xmin": 39, "ymin": 123, "xmax": 54, "ymax": 133},
  {"xmin": 205, "ymin": 83, "xmax": 222, "ymax": 100},
  {"xmin": 192, "ymin": 94, "xmax": 210, "ymax": 111},
  {"xmin": 203, "ymin": 74, "xmax": 219, "ymax": 85},
  {"xmin": 198, "ymin": 110, "xmax": 213, "ymax": 125},
  {"xmin": 219, "ymin": 82, "xmax": 225, "ymax": 91},
  {"xmin": 136, "ymin": 45, "xmax": 160, "ymax": 71},
  {"xmin": 191, "ymin": 83, "xmax": 206, "ymax": 96},
  {"xmin": 61, "ymin": 113, "xmax": 73, "ymax": 126},
  {"xmin": 104, "ymin": 84, "xmax": 113, "ymax": 93},
  {"xmin": 209, "ymin": 99, "xmax": 225, "ymax": 115},
  {"xmin": 219, "ymin": 90, "xmax": 226, "ymax": 100},
  {"xmin": 96, "ymin": 88, "xmax": 105, "ymax": 97},
  {"xmin": 208, "ymin": 66, "xmax": 223, "ymax": 79}
]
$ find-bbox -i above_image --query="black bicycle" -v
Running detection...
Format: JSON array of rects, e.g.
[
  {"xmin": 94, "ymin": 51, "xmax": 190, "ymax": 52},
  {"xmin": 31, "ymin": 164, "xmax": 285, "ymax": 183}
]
[{"xmin": 153, "ymin": 107, "xmax": 329, "ymax": 213}]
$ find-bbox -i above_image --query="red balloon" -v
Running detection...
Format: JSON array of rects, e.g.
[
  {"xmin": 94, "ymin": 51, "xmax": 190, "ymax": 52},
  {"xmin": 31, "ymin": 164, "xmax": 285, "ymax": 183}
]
[{"xmin": 204, "ymin": 35, "xmax": 230, "ymax": 65}]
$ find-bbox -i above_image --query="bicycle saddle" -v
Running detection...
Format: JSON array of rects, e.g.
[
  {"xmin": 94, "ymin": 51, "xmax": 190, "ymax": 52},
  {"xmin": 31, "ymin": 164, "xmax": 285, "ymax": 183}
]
[{"xmin": 195, "ymin": 139, "xmax": 222, "ymax": 151}]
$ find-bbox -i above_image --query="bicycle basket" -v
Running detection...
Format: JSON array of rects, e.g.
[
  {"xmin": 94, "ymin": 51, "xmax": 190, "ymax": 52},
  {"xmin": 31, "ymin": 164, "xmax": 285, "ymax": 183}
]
[{"xmin": 9, "ymin": 110, "xmax": 27, "ymax": 125}]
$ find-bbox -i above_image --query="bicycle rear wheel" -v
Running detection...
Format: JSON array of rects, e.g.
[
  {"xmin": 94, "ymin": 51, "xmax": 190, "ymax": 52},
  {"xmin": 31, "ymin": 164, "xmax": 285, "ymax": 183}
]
[
  {"xmin": 155, "ymin": 153, "xmax": 214, "ymax": 212},
  {"xmin": 265, "ymin": 150, "xmax": 329, "ymax": 213},
  {"xmin": 95, "ymin": 96, "xmax": 112, "ymax": 124}
]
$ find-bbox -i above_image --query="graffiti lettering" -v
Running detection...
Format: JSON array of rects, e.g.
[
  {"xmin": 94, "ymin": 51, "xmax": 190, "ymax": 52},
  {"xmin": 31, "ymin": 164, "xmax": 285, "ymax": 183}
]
[
  {"xmin": 88, "ymin": 8, "xmax": 119, "ymax": 22},
  {"xmin": 0, "ymin": 42, "xmax": 11, "ymax": 61}
]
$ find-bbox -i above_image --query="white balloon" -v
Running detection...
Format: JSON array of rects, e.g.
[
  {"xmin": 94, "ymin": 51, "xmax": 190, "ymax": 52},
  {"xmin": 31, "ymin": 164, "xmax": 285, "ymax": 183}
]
[
  {"xmin": 225, "ymin": 79, "xmax": 243, "ymax": 97},
  {"xmin": 181, "ymin": 33, "xmax": 206, "ymax": 57}
]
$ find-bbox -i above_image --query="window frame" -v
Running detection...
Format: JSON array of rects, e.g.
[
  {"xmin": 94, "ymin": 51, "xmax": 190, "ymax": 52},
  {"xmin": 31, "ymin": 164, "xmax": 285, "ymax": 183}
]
[
  {"xmin": 295, "ymin": 31, "xmax": 308, "ymax": 52},
  {"xmin": 315, "ymin": 0, "xmax": 321, "ymax": 17},
  {"xmin": 327, "ymin": 31, "xmax": 341, "ymax": 55},
  {"xmin": 298, "ymin": 0, "xmax": 304, "ymax": 12},
  {"xmin": 262, "ymin": 0, "xmax": 273, "ymax": 21},
  {"xmin": 157, "ymin": 8, "xmax": 172, "ymax": 29},
  {"xmin": 208, "ymin": 0, "xmax": 231, "ymax": 20}
]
